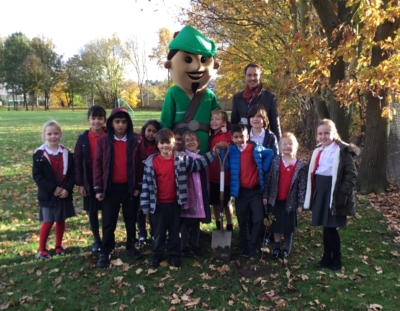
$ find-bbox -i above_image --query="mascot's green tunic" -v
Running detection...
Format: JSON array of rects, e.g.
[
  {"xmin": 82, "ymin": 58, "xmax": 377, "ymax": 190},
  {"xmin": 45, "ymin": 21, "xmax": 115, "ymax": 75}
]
[
  {"xmin": 161, "ymin": 86, "xmax": 219, "ymax": 154},
  {"xmin": 161, "ymin": 25, "xmax": 220, "ymax": 154}
]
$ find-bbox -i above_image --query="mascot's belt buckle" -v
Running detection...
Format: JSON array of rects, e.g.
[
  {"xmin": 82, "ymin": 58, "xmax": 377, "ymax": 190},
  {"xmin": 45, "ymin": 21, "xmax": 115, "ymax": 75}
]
[{"xmin": 188, "ymin": 120, "xmax": 200, "ymax": 131}]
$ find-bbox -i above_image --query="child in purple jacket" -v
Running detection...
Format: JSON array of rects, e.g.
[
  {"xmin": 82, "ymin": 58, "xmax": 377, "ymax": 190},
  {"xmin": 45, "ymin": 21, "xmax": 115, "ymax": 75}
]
[{"xmin": 180, "ymin": 130, "xmax": 211, "ymax": 257}]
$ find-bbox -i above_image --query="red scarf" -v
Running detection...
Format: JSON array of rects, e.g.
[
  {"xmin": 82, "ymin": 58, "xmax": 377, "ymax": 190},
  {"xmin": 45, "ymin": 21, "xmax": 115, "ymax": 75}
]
[{"xmin": 243, "ymin": 83, "xmax": 262, "ymax": 104}]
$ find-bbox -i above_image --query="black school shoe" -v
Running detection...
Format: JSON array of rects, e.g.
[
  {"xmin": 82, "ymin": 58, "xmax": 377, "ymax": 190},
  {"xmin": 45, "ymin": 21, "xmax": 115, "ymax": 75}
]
[
  {"xmin": 97, "ymin": 253, "xmax": 110, "ymax": 268},
  {"xmin": 149, "ymin": 255, "xmax": 162, "ymax": 268},
  {"xmin": 92, "ymin": 242, "xmax": 101, "ymax": 253},
  {"xmin": 192, "ymin": 246, "xmax": 203, "ymax": 257},
  {"xmin": 316, "ymin": 254, "xmax": 332, "ymax": 268},
  {"xmin": 239, "ymin": 249, "xmax": 250, "ymax": 259},
  {"xmin": 127, "ymin": 247, "xmax": 143, "ymax": 260},
  {"xmin": 329, "ymin": 253, "xmax": 342, "ymax": 270},
  {"xmin": 270, "ymin": 248, "xmax": 281, "ymax": 259},
  {"xmin": 168, "ymin": 256, "xmax": 181, "ymax": 267},
  {"xmin": 279, "ymin": 249, "xmax": 289, "ymax": 259},
  {"xmin": 181, "ymin": 247, "xmax": 193, "ymax": 258}
]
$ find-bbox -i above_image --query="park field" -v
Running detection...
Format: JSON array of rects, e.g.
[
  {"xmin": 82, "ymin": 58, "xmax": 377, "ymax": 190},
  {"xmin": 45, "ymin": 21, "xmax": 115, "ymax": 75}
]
[{"xmin": 0, "ymin": 109, "xmax": 399, "ymax": 311}]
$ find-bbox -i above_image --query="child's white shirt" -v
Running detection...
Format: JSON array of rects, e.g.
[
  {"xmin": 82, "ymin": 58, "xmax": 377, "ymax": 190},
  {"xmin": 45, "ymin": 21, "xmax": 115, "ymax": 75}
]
[
  {"xmin": 315, "ymin": 142, "xmax": 338, "ymax": 176},
  {"xmin": 250, "ymin": 128, "xmax": 265, "ymax": 145},
  {"xmin": 44, "ymin": 145, "xmax": 62, "ymax": 155}
]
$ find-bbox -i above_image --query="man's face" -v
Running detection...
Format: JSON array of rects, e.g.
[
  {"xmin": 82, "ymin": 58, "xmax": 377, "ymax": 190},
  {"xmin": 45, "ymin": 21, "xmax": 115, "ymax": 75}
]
[
  {"xmin": 245, "ymin": 67, "xmax": 261, "ymax": 89},
  {"xmin": 169, "ymin": 50, "xmax": 215, "ymax": 94},
  {"xmin": 232, "ymin": 130, "xmax": 248, "ymax": 148}
]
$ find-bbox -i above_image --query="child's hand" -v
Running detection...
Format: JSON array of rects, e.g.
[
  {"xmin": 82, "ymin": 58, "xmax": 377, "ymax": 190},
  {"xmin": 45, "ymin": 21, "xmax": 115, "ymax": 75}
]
[
  {"xmin": 96, "ymin": 193, "xmax": 104, "ymax": 201},
  {"xmin": 298, "ymin": 207, "xmax": 302, "ymax": 212},
  {"xmin": 133, "ymin": 190, "xmax": 140, "ymax": 197},
  {"xmin": 59, "ymin": 189, "xmax": 69, "ymax": 199},
  {"xmin": 54, "ymin": 187, "xmax": 63, "ymax": 196},
  {"xmin": 78, "ymin": 186, "xmax": 86, "ymax": 197},
  {"xmin": 263, "ymin": 199, "xmax": 268, "ymax": 206}
]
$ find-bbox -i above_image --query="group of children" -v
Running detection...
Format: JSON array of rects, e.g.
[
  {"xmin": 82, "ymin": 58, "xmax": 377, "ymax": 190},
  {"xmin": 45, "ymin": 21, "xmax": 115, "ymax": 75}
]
[{"xmin": 32, "ymin": 104, "xmax": 358, "ymax": 271}]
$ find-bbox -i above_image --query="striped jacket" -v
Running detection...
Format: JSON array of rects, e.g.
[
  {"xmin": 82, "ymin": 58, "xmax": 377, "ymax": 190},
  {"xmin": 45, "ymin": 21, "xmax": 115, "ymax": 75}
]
[{"xmin": 140, "ymin": 150, "xmax": 216, "ymax": 214}]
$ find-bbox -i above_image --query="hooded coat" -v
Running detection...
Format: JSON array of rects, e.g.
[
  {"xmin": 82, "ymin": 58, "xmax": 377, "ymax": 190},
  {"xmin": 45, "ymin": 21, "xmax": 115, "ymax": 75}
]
[
  {"xmin": 93, "ymin": 108, "xmax": 146, "ymax": 197},
  {"xmin": 304, "ymin": 142, "xmax": 359, "ymax": 216}
]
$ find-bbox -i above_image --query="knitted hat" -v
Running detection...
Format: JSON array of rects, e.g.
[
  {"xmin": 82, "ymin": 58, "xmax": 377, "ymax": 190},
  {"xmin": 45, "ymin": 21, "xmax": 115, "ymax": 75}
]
[{"xmin": 168, "ymin": 25, "xmax": 217, "ymax": 58}]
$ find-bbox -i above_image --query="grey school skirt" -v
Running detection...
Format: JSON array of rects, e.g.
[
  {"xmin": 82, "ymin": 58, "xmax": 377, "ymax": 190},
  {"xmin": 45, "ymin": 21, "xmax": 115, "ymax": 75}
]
[
  {"xmin": 39, "ymin": 200, "xmax": 76, "ymax": 222},
  {"xmin": 312, "ymin": 175, "xmax": 346, "ymax": 228}
]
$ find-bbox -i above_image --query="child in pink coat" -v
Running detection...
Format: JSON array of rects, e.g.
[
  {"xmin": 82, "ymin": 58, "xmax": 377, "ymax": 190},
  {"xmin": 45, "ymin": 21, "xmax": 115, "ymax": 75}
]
[{"xmin": 180, "ymin": 130, "xmax": 211, "ymax": 257}]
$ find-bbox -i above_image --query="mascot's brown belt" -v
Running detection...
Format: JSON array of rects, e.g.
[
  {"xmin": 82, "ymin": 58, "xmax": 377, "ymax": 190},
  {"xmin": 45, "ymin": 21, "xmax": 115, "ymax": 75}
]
[{"xmin": 173, "ymin": 89, "xmax": 210, "ymax": 133}]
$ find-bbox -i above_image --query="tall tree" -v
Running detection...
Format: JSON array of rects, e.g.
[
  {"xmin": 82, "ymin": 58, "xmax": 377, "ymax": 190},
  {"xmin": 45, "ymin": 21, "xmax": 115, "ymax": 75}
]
[
  {"xmin": 20, "ymin": 54, "xmax": 45, "ymax": 110},
  {"xmin": 79, "ymin": 34, "xmax": 126, "ymax": 107},
  {"xmin": 356, "ymin": 0, "xmax": 400, "ymax": 193},
  {"xmin": 124, "ymin": 36, "xmax": 148, "ymax": 107},
  {"xmin": 182, "ymin": 0, "xmax": 400, "ymax": 193},
  {"xmin": 149, "ymin": 27, "xmax": 173, "ymax": 84},
  {"xmin": 2, "ymin": 32, "xmax": 33, "ymax": 110},
  {"xmin": 30, "ymin": 36, "xmax": 62, "ymax": 110}
]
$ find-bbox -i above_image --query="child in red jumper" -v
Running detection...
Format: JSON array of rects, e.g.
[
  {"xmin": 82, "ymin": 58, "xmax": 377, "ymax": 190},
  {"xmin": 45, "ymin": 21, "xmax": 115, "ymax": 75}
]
[
  {"xmin": 137, "ymin": 120, "xmax": 161, "ymax": 244},
  {"xmin": 32, "ymin": 120, "xmax": 76, "ymax": 259},
  {"xmin": 209, "ymin": 109, "xmax": 233, "ymax": 231},
  {"xmin": 74, "ymin": 106, "xmax": 107, "ymax": 253},
  {"xmin": 93, "ymin": 108, "xmax": 146, "ymax": 268},
  {"xmin": 264, "ymin": 133, "xmax": 307, "ymax": 259}
]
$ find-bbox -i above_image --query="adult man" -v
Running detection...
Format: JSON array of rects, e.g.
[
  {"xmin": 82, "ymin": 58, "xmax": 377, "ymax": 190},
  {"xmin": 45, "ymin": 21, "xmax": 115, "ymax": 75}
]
[
  {"xmin": 231, "ymin": 63, "xmax": 281, "ymax": 141},
  {"xmin": 160, "ymin": 25, "xmax": 220, "ymax": 154}
]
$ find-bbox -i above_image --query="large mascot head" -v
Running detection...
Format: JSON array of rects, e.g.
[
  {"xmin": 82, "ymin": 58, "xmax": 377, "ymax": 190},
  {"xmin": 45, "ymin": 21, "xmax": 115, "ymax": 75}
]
[{"xmin": 164, "ymin": 25, "xmax": 219, "ymax": 95}]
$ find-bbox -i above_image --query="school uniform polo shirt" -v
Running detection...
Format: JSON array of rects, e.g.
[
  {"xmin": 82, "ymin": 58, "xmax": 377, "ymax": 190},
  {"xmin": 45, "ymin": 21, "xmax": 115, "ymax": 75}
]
[
  {"xmin": 153, "ymin": 154, "xmax": 177, "ymax": 203},
  {"xmin": 239, "ymin": 144, "xmax": 259, "ymax": 189},
  {"xmin": 112, "ymin": 135, "xmax": 128, "ymax": 183}
]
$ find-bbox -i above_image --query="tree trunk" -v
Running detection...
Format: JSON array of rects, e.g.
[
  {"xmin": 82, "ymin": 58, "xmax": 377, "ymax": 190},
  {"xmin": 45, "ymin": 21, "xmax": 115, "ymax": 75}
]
[
  {"xmin": 24, "ymin": 93, "xmax": 28, "ymax": 111},
  {"xmin": 313, "ymin": 92, "xmax": 330, "ymax": 120},
  {"xmin": 357, "ymin": 91, "xmax": 389, "ymax": 193},
  {"xmin": 357, "ymin": 14, "xmax": 400, "ymax": 193}
]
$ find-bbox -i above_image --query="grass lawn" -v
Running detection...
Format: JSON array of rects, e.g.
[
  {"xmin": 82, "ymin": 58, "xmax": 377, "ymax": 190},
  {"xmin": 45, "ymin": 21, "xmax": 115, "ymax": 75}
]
[{"xmin": 0, "ymin": 109, "xmax": 399, "ymax": 311}]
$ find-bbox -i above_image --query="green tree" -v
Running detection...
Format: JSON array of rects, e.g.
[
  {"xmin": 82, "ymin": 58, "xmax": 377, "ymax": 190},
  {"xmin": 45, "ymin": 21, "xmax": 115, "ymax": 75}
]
[
  {"xmin": 80, "ymin": 34, "xmax": 126, "ymax": 107},
  {"xmin": 20, "ymin": 54, "xmax": 45, "ymax": 110},
  {"xmin": 30, "ymin": 36, "xmax": 63, "ymax": 110},
  {"xmin": 149, "ymin": 27, "xmax": 173, "ymax": 84},
  {"xmin": 2, "ymin": 32, "xmax": 33, "ymax": 110}
]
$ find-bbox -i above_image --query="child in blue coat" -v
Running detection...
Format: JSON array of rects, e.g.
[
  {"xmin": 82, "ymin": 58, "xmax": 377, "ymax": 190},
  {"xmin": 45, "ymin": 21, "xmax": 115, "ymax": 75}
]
[{"xmin": 217, "ymin": 123, "xmax": 274, "ymax": 259}]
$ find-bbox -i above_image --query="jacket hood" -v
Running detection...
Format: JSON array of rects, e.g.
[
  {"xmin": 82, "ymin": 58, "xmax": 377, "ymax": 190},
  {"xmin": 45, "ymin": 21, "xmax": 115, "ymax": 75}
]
[{"xmin": 106, "ymin": 108, "xmax": 134, "ymax": 137}]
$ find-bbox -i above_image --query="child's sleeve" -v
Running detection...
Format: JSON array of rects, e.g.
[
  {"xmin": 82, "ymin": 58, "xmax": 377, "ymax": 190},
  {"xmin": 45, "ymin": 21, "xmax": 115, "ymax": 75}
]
[
  {"xmin": 73, "ymin": 136, "xmax": 83, "ymax": 186},
  {"xmin": 63, "ymin": 152, "xmax": 75, "ymax": 194},
  {"xmin": 93, "ymin": 139, "xmax": 104, "ymax": 194},
  {"xmin": 337, "ymin": 151, "xmax": 357, "ymax": 203},
  {"xmin": 135, "ymin": 137, "xmax": 146, "ymax": 192},
  {"xmin": 271, "ymin": 134, "xmax": 278, "ymax": 156},
  {"xmin": 261, "ymin": 148, "xmax": 275, "ymax": 173},
  {"xmin": 139, "ymin": 167, "xmax": 151, "ymax": 214},
  {"xmin": 185, "ymin": 151, "xmax": 217, "ymax": 172},
  {"xmin": 32, "ymin": 155, "xmax": 57, "ymax": 193},
  {"xmin": 297, "ymin": 164, "xmax": 308, "ymax": 207}
]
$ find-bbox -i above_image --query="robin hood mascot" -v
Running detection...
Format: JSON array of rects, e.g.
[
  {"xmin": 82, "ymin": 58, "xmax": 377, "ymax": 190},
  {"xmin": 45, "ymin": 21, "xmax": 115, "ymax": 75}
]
[{"xmin": 160, "ymin": 25, "xmax": 220, "ymax": 154}]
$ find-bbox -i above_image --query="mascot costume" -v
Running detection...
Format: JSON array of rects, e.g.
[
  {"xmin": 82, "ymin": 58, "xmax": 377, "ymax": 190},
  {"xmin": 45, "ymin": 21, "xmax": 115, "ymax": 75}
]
[{"xmin": 160, "ymin": 25, "xmax": 220, "ymax": 154}]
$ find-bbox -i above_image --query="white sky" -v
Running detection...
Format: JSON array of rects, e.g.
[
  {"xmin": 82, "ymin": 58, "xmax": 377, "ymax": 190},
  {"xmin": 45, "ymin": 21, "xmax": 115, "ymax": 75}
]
[{"xmin": 0, "ymin": 0, "xmax": 190, "ymax": 80}]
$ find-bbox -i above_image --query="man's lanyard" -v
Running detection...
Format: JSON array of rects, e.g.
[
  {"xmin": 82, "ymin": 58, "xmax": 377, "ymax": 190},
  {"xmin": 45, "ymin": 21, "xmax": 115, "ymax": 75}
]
[{"xmin": 246, "ymin": 85, "xmax": 260, "ymax": 111}]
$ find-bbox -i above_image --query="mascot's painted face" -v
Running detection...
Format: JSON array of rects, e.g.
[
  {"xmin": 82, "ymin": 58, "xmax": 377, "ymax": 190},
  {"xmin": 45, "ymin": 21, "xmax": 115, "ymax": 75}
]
[{"xmin": 168, "ymin": 50, "xmax": 216, "ymax": 94}]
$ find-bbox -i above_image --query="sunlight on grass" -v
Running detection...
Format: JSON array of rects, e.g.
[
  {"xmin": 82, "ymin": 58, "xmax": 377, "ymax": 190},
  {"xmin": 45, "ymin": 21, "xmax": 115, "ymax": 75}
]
[{"xmin": 0, "ymin": 110, "xmax": 399, "ymax": 310}]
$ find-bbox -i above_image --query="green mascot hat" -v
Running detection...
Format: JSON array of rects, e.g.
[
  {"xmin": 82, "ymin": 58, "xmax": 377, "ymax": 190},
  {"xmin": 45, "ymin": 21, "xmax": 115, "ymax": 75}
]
[{"xmin": 168, "ymin": 25, "xmax": 217, "ymax": 58}]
